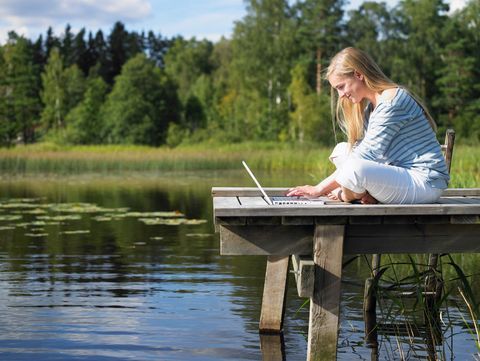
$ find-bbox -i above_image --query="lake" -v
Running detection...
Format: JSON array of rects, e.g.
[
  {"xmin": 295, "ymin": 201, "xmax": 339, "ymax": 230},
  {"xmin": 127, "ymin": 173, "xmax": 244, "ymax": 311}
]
[{"xmin": 0, "ymin": 171, "xmax": 478, "ymax": 360}]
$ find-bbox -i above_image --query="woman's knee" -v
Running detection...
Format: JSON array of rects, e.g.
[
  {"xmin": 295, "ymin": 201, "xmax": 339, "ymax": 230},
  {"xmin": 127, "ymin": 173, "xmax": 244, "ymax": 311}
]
[
  {"xmin": 336, "ymin": 159, "xmax": 371, "ymax": 194},
  {"xmin": 329, "ymin": 142, "xmax": 350, "ymax": 167}
]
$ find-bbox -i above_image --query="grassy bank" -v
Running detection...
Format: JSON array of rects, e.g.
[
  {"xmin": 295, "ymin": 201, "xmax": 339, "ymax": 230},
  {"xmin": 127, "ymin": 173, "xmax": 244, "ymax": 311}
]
[{"xmin": 0, "ymin": 142, "xmax": 478, "ymax": 187}]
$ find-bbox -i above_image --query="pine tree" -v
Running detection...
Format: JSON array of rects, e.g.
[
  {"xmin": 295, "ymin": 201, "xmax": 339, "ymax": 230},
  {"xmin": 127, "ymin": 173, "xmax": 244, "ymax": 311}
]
[
  {"xmin": 2, "ymin": 34, "xmax": 41, "ymax": 143},
  {"xmin": 295, "ymin": 0, "xmax": 345, "ymax": 95}
]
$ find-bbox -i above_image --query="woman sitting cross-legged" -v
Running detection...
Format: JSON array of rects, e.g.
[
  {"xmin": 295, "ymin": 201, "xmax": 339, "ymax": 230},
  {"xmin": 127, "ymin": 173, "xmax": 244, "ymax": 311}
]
[{"xmin": 287, "ymin": 47, "xmax": 449, "ymax": 204}]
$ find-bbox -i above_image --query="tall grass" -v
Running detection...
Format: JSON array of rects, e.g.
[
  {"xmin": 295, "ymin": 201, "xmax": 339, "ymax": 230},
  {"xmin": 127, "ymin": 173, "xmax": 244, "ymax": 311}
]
[
  {"xmin": 0, "ymin": 142, "xmax": 477, "ymax": 187},
  {"xmin": 0, "ymin": 141, "xmax": 333, "ymax": 175}
]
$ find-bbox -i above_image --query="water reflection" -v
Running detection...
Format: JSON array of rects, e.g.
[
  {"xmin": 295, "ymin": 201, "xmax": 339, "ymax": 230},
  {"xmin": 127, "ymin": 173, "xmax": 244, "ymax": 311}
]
[{"xmin": 0, "ymin": 171, "xmax": 478, "ymax": 360}]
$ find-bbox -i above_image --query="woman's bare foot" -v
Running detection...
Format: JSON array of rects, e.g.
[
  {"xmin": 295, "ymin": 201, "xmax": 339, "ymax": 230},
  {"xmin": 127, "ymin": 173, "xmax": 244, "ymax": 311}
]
[{"xmin": 360, "ymin": 193, "xmax": 379, "ymax": 204}]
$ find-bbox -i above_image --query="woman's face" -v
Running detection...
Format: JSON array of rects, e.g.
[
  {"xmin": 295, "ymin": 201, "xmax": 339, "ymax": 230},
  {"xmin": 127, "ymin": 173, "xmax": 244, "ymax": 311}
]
[{"xmin": 328, "ymin": 72, "xmax": 366, "ymax": 104}]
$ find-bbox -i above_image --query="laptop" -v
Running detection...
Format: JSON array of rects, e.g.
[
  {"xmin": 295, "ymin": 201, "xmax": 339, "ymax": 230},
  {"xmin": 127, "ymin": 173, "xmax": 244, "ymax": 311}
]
[{"xmin": 242, "ymin": 161, "xmax": 325, "ymax": 205}]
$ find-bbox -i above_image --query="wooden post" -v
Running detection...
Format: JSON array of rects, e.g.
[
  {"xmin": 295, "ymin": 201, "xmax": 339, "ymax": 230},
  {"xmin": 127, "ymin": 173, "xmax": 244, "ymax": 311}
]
[
  {"xmin": 364, "ymin": 253, "xmax": 381, "ymax": 345},
  {"xmin": 259, "ymin": 255, "xmax": 290, "ymax": 333},
  {"xmin": 307, "ymin": 224, "xmax": 345, "ymax": 361}
]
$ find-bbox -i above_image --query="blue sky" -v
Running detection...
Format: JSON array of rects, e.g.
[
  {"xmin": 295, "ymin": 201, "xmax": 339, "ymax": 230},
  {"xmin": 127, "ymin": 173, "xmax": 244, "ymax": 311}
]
[{"xmin": 0, "ymin": 0, "xmax": 466, "ymax": 44}]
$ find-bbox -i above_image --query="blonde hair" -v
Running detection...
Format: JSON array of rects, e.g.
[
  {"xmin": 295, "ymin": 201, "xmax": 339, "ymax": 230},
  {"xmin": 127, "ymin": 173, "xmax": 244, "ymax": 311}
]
[{"xmin": 326, "ymin": 47, "xmax": 436, "ymax": 146}]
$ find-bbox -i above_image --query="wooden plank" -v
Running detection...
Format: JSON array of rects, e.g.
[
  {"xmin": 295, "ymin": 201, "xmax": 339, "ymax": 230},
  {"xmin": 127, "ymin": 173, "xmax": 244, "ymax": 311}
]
[
  {"xmin": 213, "ymin": 197, "xmax": 240, "ymax": 210},
  {"xmin": 215, "ymin": 217, "xmax": 246, "ymax": 226},
  {"xmin": 291, "ymin": 255, "xmax": 315, "ymax": 298},
  {"xmin": 344, "ymin": 224, "xmax": 479, "ymax": 254},
  {"xmin": 349, "ymin": 216, "xmax": 383, "ymax": 224},
  {"xmin": 438, "ymin": 197, "xmax": 480, "ymax": 204},
  {"xmin": 212, "ymin": 187, "xmax": 480, "ymax": 197},
  {"xmin": 450, "ymin": 215, "xmax": 480, "ymax": 224},
  {"xmin": 307, "ymin": 224, "xmax": 345, "ymax": 361},
  {"xmin": 238, "ymin": 196, "xmax": 270, "ymax": 206},
  {"xmin": 259, "ymin": 256, "xmax": 290, "ymax": 333},
  {"xmin": 219, "ymin": 225, "xmax": 313, "ymax": 255},
  {"xmin": 214, "ymin": 201, "xmax": 480, "ymax": 217},
  {"xmin": 282, "ymin": 216, "xmax": 314, "ymax": 225},
  {"xmin": 246, "ymin": 217, "xmax": 282, "ymax": 226},
  {"xmin": 415, "ymin": 215, "xmax": 451, "ymax": 224},
  {"xmin": 219, "ymin": 223, "xmax": 480, "ymax": 255}
]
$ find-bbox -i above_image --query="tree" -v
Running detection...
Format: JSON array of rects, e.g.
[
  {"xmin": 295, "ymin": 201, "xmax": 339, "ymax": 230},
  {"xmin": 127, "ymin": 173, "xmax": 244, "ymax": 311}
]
[
  {"xmin": 40, "ymin": 48, "xmax": 67, "ymax": 131},
  {"xmin": 392, "ymin": 0, "xmax": 449, "ymax": 106},
  {"xmin": 229, "ymin": 0, "xmax": 297, "ymax": 140},
  {"xmin": 106, "ymin": 22, "xmax": 143, "ymax": 84},
  {"xmin": 2, "ymin": 34, "xmax": 41, "ymax": 143},
  {"xmin": 345, "ymin": 2, "xmax": 395, "ymax": 70},
  {"xmin": 295, "ymin": 0, "xmax": 345, "ymax": 95},
  {"xmin": 164, "ymin": 37, "xmax": 214, "ymax": 102},
  {"xmin": 101, "ymin": 54, "xmax": 180, "ymax": 145},
  {"xmin": 65, "ymin": 75, "xmax": 108, "ymax": 144},
  {"xmin": 434, "ymin": 0, "xmax": 480, "ymax": 138},
  {"xmin": 288, "ymin": 62, "xmax": 331, "ymax": 143}
]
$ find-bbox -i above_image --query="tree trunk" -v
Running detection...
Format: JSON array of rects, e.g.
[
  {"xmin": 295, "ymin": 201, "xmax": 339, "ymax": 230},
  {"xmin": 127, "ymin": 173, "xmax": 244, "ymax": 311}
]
[{"xmin": 316, "ymin": 48, "xmax": 322, "ymax": 96}]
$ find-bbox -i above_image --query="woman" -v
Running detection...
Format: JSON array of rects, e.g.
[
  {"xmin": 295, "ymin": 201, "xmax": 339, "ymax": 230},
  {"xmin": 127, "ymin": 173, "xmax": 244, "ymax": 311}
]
[{"xmin": 287, "ymin": 47, "xmax": 449, "ymax": 204}]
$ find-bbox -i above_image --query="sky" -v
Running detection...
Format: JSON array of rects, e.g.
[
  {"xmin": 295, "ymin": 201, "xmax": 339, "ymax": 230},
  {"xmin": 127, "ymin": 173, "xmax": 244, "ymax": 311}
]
[{"xmin": 0, "ymin": 0, "xmax": 468, "ymax": 44}]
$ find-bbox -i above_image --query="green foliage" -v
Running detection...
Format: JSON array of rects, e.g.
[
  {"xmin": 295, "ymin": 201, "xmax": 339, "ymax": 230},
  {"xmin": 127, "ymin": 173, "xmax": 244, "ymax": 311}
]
[
  {"xmin": 101, "ymin": 54, "xmax": 180, "ymax": 145},
  {"xmin": 64, "ymin": 76, "xmax": 108, "ymax": 144},
  {"xmin": 288, "ymin": 62, "xmax": 333, "ymax": 143},
  {"xmin": 1, "ymin": 2, "xmax": 480, "ymax": 146},
  {"xmin": 0, "ymin": 34, "xmax": 41, "ymax": 145},
  {"xmin": 40, "ymin": 48, "xmax": 67, "ymax": 131}
]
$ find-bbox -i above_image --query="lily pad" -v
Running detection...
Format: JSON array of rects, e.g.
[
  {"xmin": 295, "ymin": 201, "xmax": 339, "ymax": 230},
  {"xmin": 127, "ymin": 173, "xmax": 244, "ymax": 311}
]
[
  {"xmin": 125, "ymin": 211, "xmax": 184, "ymax": 218},
  {"xmin": 25, "ymin": 233, "xmax": 48, "ymax": 237},
  {"xmin": 61, "ymin": 230, "xmax": 90, "ymax": 235},
  {"xmin": 139, "ymin": 218, "xmax": 207, "ymax": 226},
  {"xmin": 93, "ymin": 216, "xmax": 113, "ymax": 222},
  {"xmin": 0, "ymin": 215, "xmax": 22, "ymax": 221},
  {"xmin": 0, "ymin": 203, "xmax": 39, "ymax": 209},
  {"xmin": 0, "ymin": 226, "xmax": 15, "ymax": 231},
  {"xmin": 37, "ymin": 215, "xmax": 82, "ymax": 221}
]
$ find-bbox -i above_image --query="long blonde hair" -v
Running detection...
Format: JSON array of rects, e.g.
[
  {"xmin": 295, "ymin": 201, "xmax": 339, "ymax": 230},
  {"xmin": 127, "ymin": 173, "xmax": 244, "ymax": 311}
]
[{"xmin": 326, "ymin": 47, "xmax": 436, "ymax": 146}]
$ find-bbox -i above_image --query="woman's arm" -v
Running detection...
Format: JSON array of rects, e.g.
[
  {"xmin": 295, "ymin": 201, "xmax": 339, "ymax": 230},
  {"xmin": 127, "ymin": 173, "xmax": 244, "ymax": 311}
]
[{"xmin": 286, "ymin": 171, "xmax": 340, "ymax": 197}]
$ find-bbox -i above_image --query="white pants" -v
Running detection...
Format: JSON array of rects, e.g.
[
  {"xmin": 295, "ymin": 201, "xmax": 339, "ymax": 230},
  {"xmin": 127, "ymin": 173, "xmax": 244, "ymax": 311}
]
[{"xmin": 329, "ymin": 143, "xmax": 444, "ymax": 204}]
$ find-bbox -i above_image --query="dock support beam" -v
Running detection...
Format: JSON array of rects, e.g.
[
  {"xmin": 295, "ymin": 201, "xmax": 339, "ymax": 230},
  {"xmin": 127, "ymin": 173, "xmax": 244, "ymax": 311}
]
[
  {"xmin": 259, "ymin": 255, "xmax": 290, "ymax": 333},
  {"xmin": 307, "ymin": 224, "xmax": 345, "ymax": 361}
]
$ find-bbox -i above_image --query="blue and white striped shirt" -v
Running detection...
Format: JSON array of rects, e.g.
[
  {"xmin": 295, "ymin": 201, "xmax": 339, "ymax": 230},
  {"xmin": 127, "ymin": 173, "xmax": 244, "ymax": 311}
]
[{"xmin": 352, "ymin": 88, "xmax": 449, "ymax": 189}]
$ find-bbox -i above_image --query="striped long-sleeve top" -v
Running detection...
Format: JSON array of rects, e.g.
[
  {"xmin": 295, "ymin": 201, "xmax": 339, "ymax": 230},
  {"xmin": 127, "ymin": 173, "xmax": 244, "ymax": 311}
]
[{"xmin": 352, "ymin": 87, "xmax": 450, "ymax": 189}]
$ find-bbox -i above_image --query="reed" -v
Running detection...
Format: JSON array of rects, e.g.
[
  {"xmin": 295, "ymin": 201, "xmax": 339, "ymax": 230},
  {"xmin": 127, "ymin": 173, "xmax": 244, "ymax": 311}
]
[{"xmin": 0, "ymin": 142, "xmax": 477, "ymax": 187}]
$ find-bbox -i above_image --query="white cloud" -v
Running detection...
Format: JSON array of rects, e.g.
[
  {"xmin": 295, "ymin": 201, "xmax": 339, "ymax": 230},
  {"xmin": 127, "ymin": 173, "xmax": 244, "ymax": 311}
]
[{"xmin": 0, "ymin": 0, "xmax": 152, "ymax": 43}]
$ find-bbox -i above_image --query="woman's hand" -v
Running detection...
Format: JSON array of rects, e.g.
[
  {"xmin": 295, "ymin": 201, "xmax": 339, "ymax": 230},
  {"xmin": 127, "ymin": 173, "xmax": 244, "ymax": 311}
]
[
  {"xmin": 286, "ymin": 185, "xmax": 322, "ymax": 198},
  {"xmin": 327, "ymin": 187, "xmax": 343, "ymax": 201}
]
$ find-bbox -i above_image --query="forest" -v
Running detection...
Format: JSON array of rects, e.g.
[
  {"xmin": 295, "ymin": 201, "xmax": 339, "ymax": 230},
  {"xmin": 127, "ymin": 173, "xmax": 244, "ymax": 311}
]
[{"xmin": 0, "ymin": 0, "xmax": 478, "ymax": 148}]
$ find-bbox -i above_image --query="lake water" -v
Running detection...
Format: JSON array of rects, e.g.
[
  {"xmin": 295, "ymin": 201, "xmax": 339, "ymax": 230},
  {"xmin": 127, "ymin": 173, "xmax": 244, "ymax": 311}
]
[{"xmin": 0, "ymin": 171, "xmax": 478, "ymax": 361}]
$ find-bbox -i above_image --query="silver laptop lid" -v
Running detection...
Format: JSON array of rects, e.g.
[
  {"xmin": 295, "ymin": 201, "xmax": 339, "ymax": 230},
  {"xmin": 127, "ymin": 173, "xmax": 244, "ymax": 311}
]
[{"xmin": 242, "ymin": 161, "xmax": 273, "ymax": 205}]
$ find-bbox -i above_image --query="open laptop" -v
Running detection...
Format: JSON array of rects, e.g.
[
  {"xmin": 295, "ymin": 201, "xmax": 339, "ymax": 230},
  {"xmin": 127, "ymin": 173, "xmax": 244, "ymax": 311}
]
[{"xmin": 242, "ymin": 161, "xmax": 325, "ymax": 205}]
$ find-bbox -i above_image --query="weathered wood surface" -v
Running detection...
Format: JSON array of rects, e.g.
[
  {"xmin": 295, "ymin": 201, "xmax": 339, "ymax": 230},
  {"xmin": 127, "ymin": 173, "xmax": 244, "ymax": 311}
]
[
  {"xmin": 220, "ymin": 225, "xmax": 313, "ymax": 255},
  {"xmin": 291, "ymin": 255, "xmax": 315, "ymax": 298},
  {"xmin": 213, "ymin": 195, "xmax": 480, "ymax": 218},
  {"xmin": 307, "ymin": 225, "xmax": 345, "ymax": 361},
  {"xmin": 219, "ymin": 223, "xmax": 480, "ymax": 255},
  {"xmin": 259, "ymin": 256, "xmax": 290, "ymax": 333},
  {"xmin": 212, "ymin": 187, "xmax": 480, "ymax": 197}
]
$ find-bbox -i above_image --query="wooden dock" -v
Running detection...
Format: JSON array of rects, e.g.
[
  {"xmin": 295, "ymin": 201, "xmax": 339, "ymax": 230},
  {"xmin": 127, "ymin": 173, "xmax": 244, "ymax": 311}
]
[{"xmin": 212, "ymin": 187, "xmax": 480, "ymax": 361}]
